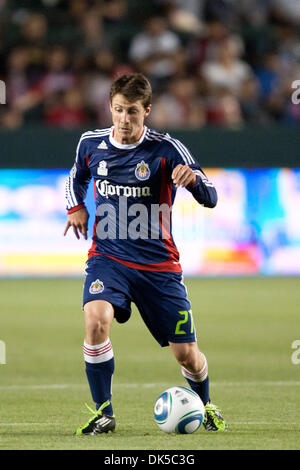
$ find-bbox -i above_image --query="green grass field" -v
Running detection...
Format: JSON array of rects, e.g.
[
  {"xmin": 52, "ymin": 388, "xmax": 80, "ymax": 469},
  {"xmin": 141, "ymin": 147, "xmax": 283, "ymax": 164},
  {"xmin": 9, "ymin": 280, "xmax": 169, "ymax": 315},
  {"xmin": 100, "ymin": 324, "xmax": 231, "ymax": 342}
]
[{"xmin": 0, "ymin": 277, "xmax": 299, "ymax": 450}]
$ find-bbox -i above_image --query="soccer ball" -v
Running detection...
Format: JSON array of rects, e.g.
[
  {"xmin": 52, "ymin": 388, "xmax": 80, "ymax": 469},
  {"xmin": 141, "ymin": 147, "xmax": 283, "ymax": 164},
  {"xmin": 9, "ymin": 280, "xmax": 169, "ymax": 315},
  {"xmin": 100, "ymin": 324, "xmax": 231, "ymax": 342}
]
[{"xmin": 154, "ymin": 386, "xmax": 205, "ymax": 434}]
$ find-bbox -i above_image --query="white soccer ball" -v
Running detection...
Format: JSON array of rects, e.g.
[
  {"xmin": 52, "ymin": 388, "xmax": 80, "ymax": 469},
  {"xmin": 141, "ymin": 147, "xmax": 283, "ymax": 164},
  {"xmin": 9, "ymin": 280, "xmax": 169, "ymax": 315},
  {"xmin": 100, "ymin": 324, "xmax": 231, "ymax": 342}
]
[{"xmin": 154, "ymin": 386, "xmax": 205, "ymax": 434}]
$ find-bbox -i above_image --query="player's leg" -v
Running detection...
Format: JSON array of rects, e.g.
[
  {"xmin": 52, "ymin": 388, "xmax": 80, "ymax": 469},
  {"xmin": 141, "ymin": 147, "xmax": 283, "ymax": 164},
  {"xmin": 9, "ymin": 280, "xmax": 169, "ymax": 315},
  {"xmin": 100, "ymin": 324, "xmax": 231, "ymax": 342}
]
[
  {"xmin": 131, "ymin": 270, "xmax": 210, "ymax": 402},
  {"xmin": 168, "ymin": 341, "xmax": 210, "ymax": 406},
  {"xmin": 83, "ymin": 299, "xmax": 115, "ymax": 416},
  {"xmin": 132, "ymin": 270, "xmax": 227, "ymax": 431},
  {"xmin": 169, "ymin": 340, "xmax": 227, "ymax": 431},
  {"xmin": 76, "ymin": 299, "xmax": 116, "ymax": 435},
  {"xmin": 76, "ymin": 256, "xmax": 132, "ymax": 435}
]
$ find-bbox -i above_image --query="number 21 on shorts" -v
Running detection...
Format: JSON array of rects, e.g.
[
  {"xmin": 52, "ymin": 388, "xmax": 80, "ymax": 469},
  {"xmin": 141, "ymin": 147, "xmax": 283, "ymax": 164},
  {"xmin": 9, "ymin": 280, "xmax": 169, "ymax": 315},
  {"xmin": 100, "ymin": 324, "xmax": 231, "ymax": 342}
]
[{"xmin": 175, "ymin": 310, "xmax": 194, "ymax": 335}]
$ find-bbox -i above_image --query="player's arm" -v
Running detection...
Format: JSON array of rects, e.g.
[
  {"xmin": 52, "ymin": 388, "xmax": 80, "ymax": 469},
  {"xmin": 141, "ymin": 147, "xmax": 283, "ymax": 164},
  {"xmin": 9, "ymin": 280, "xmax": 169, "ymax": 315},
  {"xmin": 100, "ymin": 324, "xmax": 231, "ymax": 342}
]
[
  {"xmin": 64, "ymin": 205, "xmax": 89, "ymax": 240},
  {"xmin": 172, "ymin": 163, "xmax": 217, "ymax": 208},
  {"xmin": 172, "ymin": 164, "xmax": 196, "ymax": 188},
  {"xmin": 64, "ymin": 135, "xmax": 92, "ymax": 239},
  {"xmin": 166, "ymin": 136, "xmax": 217, "ymax": 208}
]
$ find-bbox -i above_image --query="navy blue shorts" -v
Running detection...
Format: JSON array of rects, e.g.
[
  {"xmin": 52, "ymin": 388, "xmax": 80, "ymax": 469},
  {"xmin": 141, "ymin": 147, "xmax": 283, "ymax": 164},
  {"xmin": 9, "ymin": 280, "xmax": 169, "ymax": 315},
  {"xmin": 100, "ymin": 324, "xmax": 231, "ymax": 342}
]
[{"xmin": 83, "ymin": 255, "xmax": 197, "ymax": 347}]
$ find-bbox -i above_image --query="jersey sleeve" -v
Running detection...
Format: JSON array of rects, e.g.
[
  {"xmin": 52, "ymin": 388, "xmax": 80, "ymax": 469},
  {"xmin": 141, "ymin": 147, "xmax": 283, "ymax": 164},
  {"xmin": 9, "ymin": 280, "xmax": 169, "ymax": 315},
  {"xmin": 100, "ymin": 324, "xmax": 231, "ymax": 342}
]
[
  {"xmin": 165, "ymin": 135, "xmax": 218, "ymax": 208},
  {"xmin": 65, "ymin": 135, "xmax": 92, "ymax": 213}
]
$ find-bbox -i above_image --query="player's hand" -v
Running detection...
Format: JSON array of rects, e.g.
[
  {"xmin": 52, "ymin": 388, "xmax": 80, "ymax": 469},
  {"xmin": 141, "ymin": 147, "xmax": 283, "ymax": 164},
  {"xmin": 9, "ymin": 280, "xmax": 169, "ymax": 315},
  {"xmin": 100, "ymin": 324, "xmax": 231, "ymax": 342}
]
[
  {"xmin": 172, "ymin": 164, "xmax": 196, "ymax": 188},
  {"xmin": 64, "ymin": 207, "xmax": 89, "ymax": 240}
]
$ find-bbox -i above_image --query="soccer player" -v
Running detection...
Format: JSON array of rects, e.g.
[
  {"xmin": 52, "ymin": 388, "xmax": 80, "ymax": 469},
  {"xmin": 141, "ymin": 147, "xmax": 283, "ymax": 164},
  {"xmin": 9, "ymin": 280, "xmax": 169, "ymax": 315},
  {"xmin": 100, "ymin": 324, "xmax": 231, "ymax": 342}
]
[{"xmin": 64, "ymin": 73, "xmax": 227, "ymax": 434}]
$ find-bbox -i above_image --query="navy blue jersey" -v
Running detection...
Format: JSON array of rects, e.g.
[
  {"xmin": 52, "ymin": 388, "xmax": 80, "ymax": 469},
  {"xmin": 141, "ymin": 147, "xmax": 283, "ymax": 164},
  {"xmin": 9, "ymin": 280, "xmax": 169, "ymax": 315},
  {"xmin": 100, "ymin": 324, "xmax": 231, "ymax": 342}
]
[{"xmin": 65, "ymin": 126, "xmax": 217, "ymax": 272}]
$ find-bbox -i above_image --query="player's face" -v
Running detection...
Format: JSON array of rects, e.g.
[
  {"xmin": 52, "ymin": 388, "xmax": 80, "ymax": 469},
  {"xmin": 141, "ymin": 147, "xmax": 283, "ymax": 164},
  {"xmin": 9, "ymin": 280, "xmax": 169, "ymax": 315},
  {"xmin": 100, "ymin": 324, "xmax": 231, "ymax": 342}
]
[{"xmin": 110, "ymin": 94, "xmax": 151, "ymax": 144}]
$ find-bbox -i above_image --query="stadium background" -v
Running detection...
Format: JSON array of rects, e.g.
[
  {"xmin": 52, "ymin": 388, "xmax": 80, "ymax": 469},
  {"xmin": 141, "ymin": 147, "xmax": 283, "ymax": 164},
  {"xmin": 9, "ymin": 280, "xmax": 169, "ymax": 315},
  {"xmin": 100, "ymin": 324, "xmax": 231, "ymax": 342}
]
[
  {"xmin": 0, "ymin": 0, "xmax": 300, "ymax": 451},
  {"xmin": 1, "ymin": 0, "xmax": 300, "ymax": 277}
]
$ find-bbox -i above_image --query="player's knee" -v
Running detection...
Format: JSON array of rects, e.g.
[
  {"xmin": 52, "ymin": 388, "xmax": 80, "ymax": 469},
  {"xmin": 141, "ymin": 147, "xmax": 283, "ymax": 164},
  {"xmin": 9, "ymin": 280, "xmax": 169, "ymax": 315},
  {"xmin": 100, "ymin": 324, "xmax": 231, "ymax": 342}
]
[
  {"xmin": 84, "ymin": 300, "xmax": 113, "ymax": 339},
  {"xmin": 173, "ymin": 344, "xmax": 192, "ymax": 366},
  {"xmin": 171, "ymin": 342, "xmax": 200, "ymax": 372}
]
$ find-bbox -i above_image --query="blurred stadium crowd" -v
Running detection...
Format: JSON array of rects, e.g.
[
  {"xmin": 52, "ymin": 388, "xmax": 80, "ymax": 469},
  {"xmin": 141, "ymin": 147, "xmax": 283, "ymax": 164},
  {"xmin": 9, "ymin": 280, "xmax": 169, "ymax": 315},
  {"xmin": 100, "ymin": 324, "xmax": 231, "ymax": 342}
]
[{"xmin": 0, "ymin": 0, "xmax": 300, "ymax": 130}]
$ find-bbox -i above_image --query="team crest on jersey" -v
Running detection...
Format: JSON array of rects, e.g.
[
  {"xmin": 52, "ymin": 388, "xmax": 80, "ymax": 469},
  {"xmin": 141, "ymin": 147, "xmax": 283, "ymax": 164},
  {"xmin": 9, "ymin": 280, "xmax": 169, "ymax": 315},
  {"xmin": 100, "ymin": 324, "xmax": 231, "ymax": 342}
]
[
  {"xmin": 89, "ymin": 279, "xmax": 104, "ymax": 294},
  {"xmin": 97, "ymin": 160, "xmax": 108, "ymax": 176},
  {"xmin": 135, "ymin": 160, "xmax": 150, "ymax": 181}
]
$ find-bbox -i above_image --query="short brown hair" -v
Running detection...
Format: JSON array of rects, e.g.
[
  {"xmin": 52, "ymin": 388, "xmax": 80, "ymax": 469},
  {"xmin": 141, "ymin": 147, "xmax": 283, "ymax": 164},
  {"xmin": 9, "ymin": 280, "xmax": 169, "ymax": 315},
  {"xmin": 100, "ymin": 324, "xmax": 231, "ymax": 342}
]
[{"xmin": 110, "ymin": 73, "xmax": 152, "ymax": 109}]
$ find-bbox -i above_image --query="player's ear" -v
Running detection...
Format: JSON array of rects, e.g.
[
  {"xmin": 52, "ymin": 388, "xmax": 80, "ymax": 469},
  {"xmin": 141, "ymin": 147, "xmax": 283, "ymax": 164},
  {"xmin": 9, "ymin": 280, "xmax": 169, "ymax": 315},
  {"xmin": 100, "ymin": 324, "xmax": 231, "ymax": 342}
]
[{"xmin": 144, "ymin": 104, "xmax": 152, "ymax": 118}]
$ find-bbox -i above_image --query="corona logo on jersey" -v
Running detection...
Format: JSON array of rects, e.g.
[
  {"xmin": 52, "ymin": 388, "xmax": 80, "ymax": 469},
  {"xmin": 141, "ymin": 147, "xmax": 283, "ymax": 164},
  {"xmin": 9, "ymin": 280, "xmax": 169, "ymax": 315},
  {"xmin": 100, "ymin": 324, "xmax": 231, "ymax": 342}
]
[
  {"xmin": 95, "ymin": 179, "xmax": 151, "ymax": 199},
  {"xmin": 135, "ymin": 160, "xmax": 151, "ymax": 181},
  {"xmin": 89, "ymin": 279, "xmax": 104, "ymax": 294}
]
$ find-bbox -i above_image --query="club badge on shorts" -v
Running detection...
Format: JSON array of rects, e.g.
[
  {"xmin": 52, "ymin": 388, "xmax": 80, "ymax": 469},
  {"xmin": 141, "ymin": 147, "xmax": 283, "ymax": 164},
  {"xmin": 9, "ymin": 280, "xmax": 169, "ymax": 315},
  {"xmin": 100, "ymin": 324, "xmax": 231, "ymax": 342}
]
[
  {"xmin": 135, "ymin": 160, "xmax": 150, "ymax": 181},
  {"xmin": 89, "ymin": 279, "xmax": 104, "ymax": 294}
]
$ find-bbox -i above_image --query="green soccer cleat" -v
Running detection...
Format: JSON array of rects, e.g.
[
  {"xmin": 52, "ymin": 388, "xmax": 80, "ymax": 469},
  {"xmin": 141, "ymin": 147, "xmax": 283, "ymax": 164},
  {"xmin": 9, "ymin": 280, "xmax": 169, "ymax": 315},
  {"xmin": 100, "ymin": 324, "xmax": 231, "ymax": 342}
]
[
  {"xmin": 203, "ymin": 402, "xmax": 227, "ymax": 432},
  {"xmin": 75, "ymin": 400, "xmax": 116, "ymax": 436}
]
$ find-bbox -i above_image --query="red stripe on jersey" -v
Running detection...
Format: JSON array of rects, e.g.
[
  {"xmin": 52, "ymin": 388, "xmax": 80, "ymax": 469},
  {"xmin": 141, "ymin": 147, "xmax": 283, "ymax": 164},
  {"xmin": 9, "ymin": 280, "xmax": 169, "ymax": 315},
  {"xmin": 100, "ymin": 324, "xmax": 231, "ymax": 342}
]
[
  {"xmin": 159, "ymin": 157, "xmax": 180, "ymax": 263},
  {"xmin": 87, "ymin": 156, "xmax": 182, "ymax": 272},
  {"xmin": 89, "ymin": 180, "xmax": 98, "ymax": 256},
  {"xmin": 67, "ymin": 203, "xmax": 85, "ymax": 214},
  {"xmin": 87, "ymin": 252, "xmax": 182, "ymax": 272}
]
